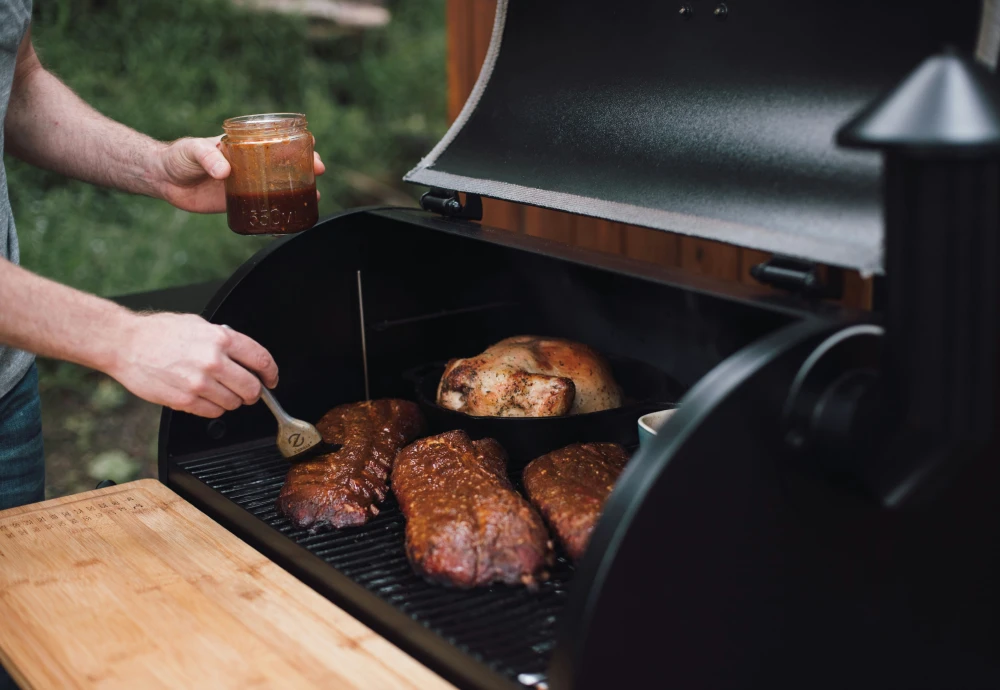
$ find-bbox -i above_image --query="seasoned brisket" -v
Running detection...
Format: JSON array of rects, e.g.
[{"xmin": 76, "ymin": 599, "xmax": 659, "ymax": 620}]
[
  {"xmin": 393, "ymin": 430, "xmax": 552, "ymax": 588},
  {"xmin": 522, "ymin": 442, "xmax": 630, "ymax": 562}
]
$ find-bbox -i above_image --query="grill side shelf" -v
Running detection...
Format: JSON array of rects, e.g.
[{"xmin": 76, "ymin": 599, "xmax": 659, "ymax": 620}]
[{"xmin": 167, "ymin": 444, "xmax": 572, "ymax": 690}]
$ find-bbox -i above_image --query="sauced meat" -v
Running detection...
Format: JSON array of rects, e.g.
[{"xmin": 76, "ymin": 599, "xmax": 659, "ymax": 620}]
[
  {"xmin": 277, "ymin": 400, "xmax": 424, "ymax": 531},
  {"xmin": 393, "ymin": 430, "xmax": 552, "ymax": 588},
  {"xmin": 522, "ymin": 443, "xmax": 630, "ymax": 562}
]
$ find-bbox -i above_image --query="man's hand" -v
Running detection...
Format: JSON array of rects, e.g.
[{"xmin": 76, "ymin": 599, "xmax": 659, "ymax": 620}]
[
  {"xmin": 0, "ymin": 260, "xmax": 280, "ymax": 420},
  {"xmin": 152, "ymin": 136, "xmax": 327, "ymax": 213},
  {"xmin": 5, "ymin": 29, "xmax": 326, "ymax": 214},
  {"xmin": 110, "ymin": 312, "xmax": 279, "ymax": 418}
]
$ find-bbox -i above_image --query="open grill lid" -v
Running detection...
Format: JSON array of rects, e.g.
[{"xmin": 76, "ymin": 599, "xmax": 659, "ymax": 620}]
[{"xmin": 405, "ymin": 0, "xmax": 989, "ymax": 275}]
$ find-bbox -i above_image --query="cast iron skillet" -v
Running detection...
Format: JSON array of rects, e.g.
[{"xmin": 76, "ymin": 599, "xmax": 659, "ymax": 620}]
[{"xmin": 404, "ymin": 356, "xmax": 685, "ymax": 469}]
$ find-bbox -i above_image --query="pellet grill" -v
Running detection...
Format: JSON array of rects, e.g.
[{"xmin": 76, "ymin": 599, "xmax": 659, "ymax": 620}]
[{"xmin": 159, "ymin": 1, "xmax": 1000, "ymax": 687}]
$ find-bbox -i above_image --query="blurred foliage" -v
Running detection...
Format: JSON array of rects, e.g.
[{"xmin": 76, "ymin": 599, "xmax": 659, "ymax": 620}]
[{"xmin": 7, "ymin": 0, "xmax": 446, "ymax": 297}]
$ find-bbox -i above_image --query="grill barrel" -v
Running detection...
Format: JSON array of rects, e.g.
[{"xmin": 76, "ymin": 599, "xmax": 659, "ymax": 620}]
[
  {"xmin": 158, "ymin": 208, "xmax": 822, "ymax": 687},
  {"xmin": 158, "ymin": 208, "xmax": 866, "ymax": 688}
]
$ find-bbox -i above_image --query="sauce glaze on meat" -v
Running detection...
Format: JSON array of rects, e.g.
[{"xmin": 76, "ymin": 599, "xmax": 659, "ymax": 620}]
[
  {"xmin": 393, "ymin": 430, "xmax": 552, "ymax": 588},
  {"xmin": 277, "ymin": 399, "xmax": 424, "ymax": 531},
  {"xmin": 523, "ymin": 442, "xmax": 630, "ymax": 562}
]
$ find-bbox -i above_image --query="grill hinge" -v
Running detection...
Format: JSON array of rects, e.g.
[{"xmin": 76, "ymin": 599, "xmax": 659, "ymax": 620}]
[
  {"xmin": 419, "ymin": 187, "xmax": 483, "ymax": 221},
  {"xmin": 750, "ymin": 255, "xmax": 843, "ymax": 299}
]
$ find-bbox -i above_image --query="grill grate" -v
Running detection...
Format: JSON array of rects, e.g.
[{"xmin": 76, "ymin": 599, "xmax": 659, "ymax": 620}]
[{"xmin": 177, "ymin": 442, "xmax": 574, "ymax": 684}]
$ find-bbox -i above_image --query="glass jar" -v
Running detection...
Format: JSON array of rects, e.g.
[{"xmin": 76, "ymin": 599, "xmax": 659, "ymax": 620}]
[{"xmin": 221, "ymin": 113, "xmax": 318, "ymax": 235}]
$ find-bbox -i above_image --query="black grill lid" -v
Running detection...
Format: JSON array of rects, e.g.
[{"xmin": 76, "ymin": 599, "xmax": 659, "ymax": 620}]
[{"xmin": 405, "ymin": 0, "xmax": 988, "ymax": 275}]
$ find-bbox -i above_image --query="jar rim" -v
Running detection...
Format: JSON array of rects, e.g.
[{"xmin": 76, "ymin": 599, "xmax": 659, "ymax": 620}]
[{"xmin": 223, "ymin": 113, "xmax": 307, "ymax": 131}]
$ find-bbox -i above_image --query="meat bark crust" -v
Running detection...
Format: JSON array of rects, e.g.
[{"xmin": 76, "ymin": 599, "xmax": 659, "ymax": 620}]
[
  {"xmin": 393, "ymin": 430, "xmax": 552, "ymax": 588},
  {"xmin": 277, "ymin": 399, "xmax": 424, "ymax": 531},
  {"xmin": 436, "ymin": 335, "xmax": 623, "ymax": 417},
  {"xmin": 523, "ymin": 443, "xmax": 630, "ymax": 562}
]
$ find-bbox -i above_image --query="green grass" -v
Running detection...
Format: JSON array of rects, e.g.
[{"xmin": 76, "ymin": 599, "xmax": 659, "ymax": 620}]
[{"xmin": 7, "ymin": 0, "xmax": 447, "ymax": 297}]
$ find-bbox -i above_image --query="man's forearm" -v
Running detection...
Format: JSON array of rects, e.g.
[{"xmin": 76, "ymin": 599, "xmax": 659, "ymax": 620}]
[
  {"xmin": 0, "ymin": 257, "xmax": 135, "ymax": 374},
  {"xmin": 4, "ymin": 28, "xmax": 321, "ymax": 215},
  {"xmin": 0, "ymin": 258, "xmax": 281, "ymax": 417},
  {"xmin": 4, "ymin": 30, "xmax": 166, "ymax": 199}
]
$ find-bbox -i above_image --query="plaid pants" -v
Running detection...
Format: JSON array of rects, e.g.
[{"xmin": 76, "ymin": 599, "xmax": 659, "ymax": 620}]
[
  {"xmin": 0, "ymin": 363, "xmax": 44, "ymax": 690},
  {"xmin": 0, "ymin": 363, "xmax": 43, "ymax": 509}
]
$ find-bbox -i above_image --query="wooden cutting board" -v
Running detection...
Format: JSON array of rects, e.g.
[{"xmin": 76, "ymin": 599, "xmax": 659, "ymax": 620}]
[{"xmin": 0, "ymin": 479, "xmax": 455, "ymax": 690}]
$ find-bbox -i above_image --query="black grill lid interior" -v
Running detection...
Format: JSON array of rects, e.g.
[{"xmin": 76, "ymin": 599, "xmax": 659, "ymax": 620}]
[{"xmin": 405, "ymin": 0, "xmax": 986, "ymax": 275}]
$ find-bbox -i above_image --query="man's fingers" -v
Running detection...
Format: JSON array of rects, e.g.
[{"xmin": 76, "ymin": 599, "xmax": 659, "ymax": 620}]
[
  {"xmin": 200, "ymin": 378, "xmax": 244, "ymax": 412},
  {"xmin": 217, "ymin": 357, "xmax": 264, "ymax": 405},
  {"xmin": 191, "ymin": 137, "xmax": 231, "ymax": 180},
  {"xmin": 185, "ymin": 397, "xmax": 227, "ymax": 419},
  {"xmin": 313, "ymin": 151, "xmax": 326, "ymax": 176},
  {"xmin": 222, "ymin": 329, "xmax": 279, "ymax": 388}
]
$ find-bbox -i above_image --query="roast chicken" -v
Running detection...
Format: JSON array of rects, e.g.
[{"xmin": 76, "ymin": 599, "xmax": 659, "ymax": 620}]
[{"xmin": 436, "ymin": 336, "xmax": 622, "ymax": 417}]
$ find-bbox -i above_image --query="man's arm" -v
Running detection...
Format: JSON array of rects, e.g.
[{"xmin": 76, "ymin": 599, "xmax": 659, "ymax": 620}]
[
  {"xmin": 0, "ymin": 28, "xmax": 322, "ymax": 417},
  {"xmin": 0, "ymin": 258, "xmax": 278, "ymax": 418},
  {"xmin": 4, "ymin": 28, "xmax": 324, "ymax": 212}
]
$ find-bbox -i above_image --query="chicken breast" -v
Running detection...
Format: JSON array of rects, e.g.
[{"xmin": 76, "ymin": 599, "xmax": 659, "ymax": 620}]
[{"xmin": 436, "ymin": 336, "xmax": 622, "ymax": 417}]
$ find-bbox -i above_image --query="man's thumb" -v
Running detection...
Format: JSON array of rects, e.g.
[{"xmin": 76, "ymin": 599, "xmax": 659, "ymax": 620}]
[{"xmin": 189, "ymin": 136, "xmax": 230, "ymax": 180}]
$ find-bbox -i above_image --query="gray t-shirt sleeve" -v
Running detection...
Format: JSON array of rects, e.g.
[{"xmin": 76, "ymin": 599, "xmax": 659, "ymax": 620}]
[{"xmin": 0, "ymin": 0, "xmax": 38, "ymax": 399}]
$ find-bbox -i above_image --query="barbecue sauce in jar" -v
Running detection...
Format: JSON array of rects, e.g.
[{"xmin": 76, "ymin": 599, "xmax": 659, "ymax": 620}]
[{"xmin": 221, "ymin": 114, "xmax": 318, "ymax": 235}]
